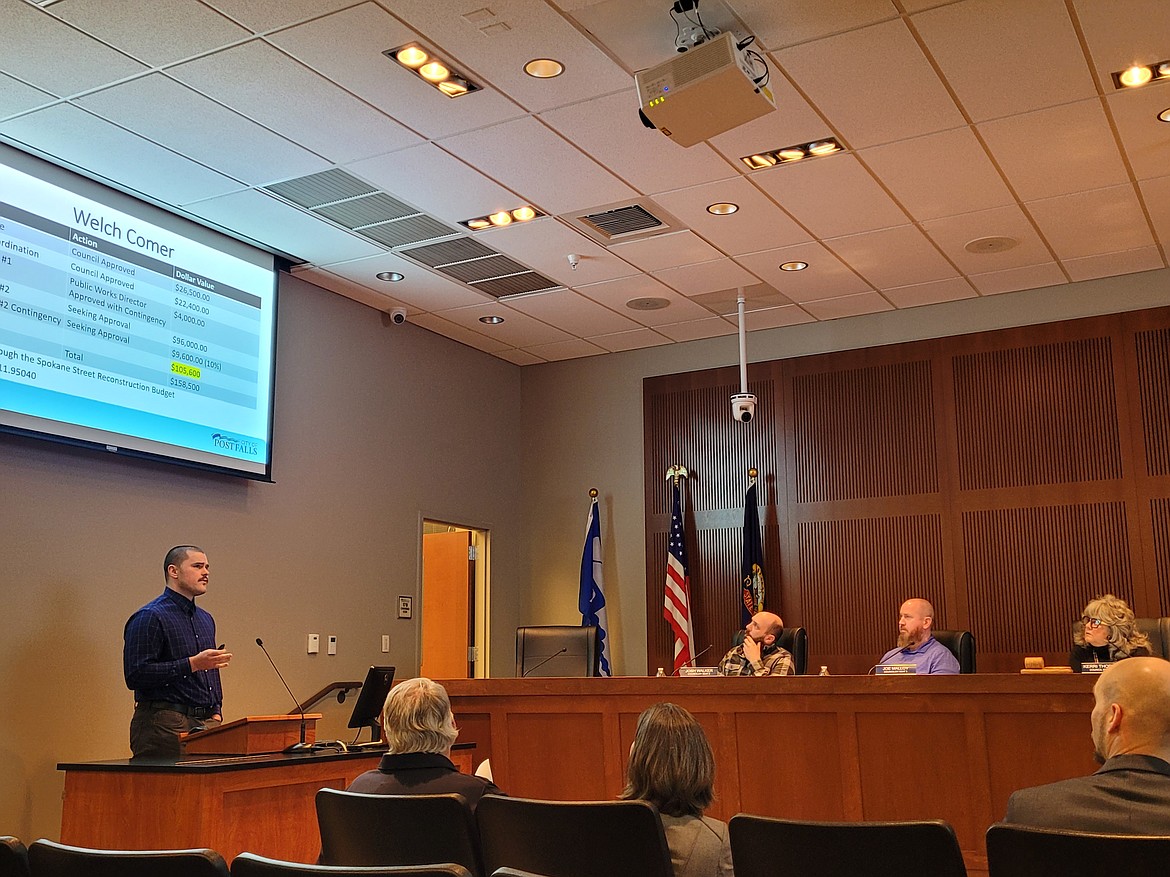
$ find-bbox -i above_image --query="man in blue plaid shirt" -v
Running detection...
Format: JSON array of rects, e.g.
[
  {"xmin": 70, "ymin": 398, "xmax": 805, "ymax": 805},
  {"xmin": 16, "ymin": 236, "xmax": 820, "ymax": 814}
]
[{"xmin": 123, "ymin": 545, "xmax": 232, "ymax": 757}]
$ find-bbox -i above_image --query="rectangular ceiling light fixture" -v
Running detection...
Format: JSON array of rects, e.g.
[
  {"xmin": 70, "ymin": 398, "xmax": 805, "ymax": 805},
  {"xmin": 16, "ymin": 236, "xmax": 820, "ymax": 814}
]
[
  {"xmin": 461, "ymin": 205, "xmax": 544, "ymax": 230},
  {"xmin": 1112, "ymin": 60, "xmax": 1170, "ymax": 89},
  {"xmin": 740, "ymin": 137, "xmax": 844, "ymax": 170},
  {"xmin": 385, "ymin": 43, "xmax": 481, "ymax": 97}
]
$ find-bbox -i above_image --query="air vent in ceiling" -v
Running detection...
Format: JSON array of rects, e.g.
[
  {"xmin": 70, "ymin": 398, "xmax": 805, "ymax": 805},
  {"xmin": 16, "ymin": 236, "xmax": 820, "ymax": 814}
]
[{"xmin": 562, "ymin": 197, "xmax": 683, "ymax": 246}]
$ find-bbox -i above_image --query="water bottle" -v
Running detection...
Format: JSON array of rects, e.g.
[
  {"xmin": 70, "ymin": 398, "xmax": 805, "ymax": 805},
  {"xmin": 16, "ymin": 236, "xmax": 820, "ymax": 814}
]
[
  {"xmin": 656, "ymin": 667, "xmax": 666, "ymax": 677},
  {"xmin": 819, "ymin": 665, "xmax": 830, "ymax": 676}
]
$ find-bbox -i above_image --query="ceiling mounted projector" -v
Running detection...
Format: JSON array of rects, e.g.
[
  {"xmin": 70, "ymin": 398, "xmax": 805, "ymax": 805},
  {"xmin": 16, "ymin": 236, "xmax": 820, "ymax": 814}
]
[{"xmin": 635, "ymin": 32, "xmax": 775, "ymax": 147}]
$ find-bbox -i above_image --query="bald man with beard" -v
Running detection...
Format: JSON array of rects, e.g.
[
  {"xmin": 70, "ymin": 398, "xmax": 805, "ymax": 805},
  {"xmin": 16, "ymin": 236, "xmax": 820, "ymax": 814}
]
[
  {"xmin": 876, "ymin": 598, "xmax": 959, "ymax": 675},
  {"xmin": 718, "ymin": 611, "xmax": 794, "ymax": 676},
  {"xmin": 1004, "ymin": 657, "xmax": 1170, "ymax": 833}
]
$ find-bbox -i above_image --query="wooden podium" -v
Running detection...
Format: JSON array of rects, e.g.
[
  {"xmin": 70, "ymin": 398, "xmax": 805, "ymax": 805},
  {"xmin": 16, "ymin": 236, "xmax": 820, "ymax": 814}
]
[{"xmin": 181, "ymin": 714, "xmax": 321, "ymax": 755}]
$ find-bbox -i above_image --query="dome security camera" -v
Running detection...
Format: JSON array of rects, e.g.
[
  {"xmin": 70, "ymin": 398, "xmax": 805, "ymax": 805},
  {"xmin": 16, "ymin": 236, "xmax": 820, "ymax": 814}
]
[
  {"xmin": 390, "ymin": 307, "xmax": 407, "ymax": 325},
  {"xmin": 731, "ymin": 393, "xmax": 757, "ymax": 423}
]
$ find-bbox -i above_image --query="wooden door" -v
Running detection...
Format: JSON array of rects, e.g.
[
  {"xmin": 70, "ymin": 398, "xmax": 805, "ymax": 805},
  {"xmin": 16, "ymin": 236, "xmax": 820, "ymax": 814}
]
[{"xmin": 421, "ymin": 530, "xmax": 473, "ymax": 679}]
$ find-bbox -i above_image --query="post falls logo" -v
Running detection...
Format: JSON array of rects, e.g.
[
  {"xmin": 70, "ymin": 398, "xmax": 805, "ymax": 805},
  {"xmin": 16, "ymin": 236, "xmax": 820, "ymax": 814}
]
[{"xmin": 211, "ymin": 432, "xmax": 259, "ymax": 456}]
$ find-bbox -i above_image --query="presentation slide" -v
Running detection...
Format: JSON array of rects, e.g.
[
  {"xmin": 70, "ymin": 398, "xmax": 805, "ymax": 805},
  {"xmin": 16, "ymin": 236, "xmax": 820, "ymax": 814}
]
[{"xmin": 0, "ymin": 146, "xmax": 278, "ymax": 478}]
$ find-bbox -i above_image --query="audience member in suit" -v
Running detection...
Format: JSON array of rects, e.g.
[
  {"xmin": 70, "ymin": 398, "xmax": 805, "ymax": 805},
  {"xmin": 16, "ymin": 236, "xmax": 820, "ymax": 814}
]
[
  {"xmin": 876, "ymin": 598, "xmax": 959, "ymax": 674},
  {"xmin": 1004, "ymin": 657, "xmax": 1170, "ymax": 833},
  {"xmin": 621, "ymin": 703, "xmax": 734, "ymax": 877},
  {"xmin": 1070, "ymin": 593, "xmax": 1151, "ymax": 672},
  {"xmin": 347, "ymin": 677, "xmax": 502, "ymax": 810}
]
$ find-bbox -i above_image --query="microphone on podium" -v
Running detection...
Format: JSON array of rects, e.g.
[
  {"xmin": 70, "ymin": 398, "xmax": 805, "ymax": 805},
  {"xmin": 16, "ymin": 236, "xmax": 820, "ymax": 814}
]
[
  {"xmin": 678, "ymin": 644, "xmax": 714, "ymax": 673},
  {"xmin": 255, "ymin": 637, "xmax": 311, "ymax": 751},
  {"xmin": 522, "ymin": 647, "xmax": 568, "ymax": 677}
]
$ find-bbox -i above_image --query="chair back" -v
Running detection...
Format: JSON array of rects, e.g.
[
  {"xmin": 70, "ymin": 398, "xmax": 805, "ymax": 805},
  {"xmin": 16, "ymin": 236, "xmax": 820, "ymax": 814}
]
[
  {"xmin": 729, "ymin": 815, "xmax": 967, "ymax": 877},
  {"xmin": 28, "ymin": 839, "xmax": 228, "ymax": 877},
  {"xmin": 0, "ymin": 838, "xmax": 29, "ymax": 877},
  {"xmin": 1135, "ymin": 617, "xmax": 1170, "ymax": 659},
  {"xmin": 477, "ymin": 796, "xmax": 672, "ymax": 877},
  {"xmin": 933, "ymin": 629, "xmax": 976, "ymax": 673},
  {"xmin": 777, "ymin": 627, "xmax": 808, "ymax": 675},
  {"xmin": 316, "ymin": 789, "xmax": 482, "ymax": 876},
  {"xmin": 231, "ymin": 853, "xmax": 473, "ymax": 877},
  {"xmin": 514, "ymin": 626, "xmax": 600, "ymax": 677},
  {"xmin": 986, "ymin": 822, "xmax": 1170, "ymax": 876}
]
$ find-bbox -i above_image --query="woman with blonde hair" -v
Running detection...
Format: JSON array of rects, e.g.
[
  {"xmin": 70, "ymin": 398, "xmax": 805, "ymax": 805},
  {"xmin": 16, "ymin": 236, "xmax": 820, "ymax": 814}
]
[
  {"xmin": 621, "ymin": 702, "xmax": 733, "ymax": 877},
  {"xmin": 1070, "ymin": 593, "xmax": 1151, "ymax": 672}
]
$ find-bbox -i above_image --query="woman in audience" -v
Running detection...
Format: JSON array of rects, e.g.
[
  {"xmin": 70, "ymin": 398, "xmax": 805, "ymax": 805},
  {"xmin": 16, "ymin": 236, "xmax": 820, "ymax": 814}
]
[
  {"xmin": 1070, "ymin": 593, "xmax": 1151, "ymax": 671},
  {"xmin": 622, "ymin": 702, "xmax": 733, "ymax": 877}
]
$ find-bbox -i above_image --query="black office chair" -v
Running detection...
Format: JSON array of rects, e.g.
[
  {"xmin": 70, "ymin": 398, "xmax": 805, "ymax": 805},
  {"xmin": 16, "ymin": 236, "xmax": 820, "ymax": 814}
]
[
  {"xmin": 514, "ymin": 626, "xmax": 600, "ymax": 677},
  {"xmin": 232, "ymin": 854, "xmax": 472, "ymax": 877},
  {"xmin": 0, "ymin": 838, "xmax": 29, "ymax": 877},
  {"xmin": 28, "ymin": 839, "xmax": 229, "ymax": 877},
  {"xmin": 729, "ymin": 815, "xmax": 967, "ymax": 877},
  {"xmin": 732, "ymin": 626, "xmax": 808, "ymax": 674},
  {"xmin": 1135, "ymin": 617, "xmax": 1170, "ymax": 659},
  {"xmin": 986, "ymin": 822, "xmax": 1170, "ymax": 876},
  {"xmin": 933, "ymin": 629, "xmax": 976, "ymax": 673},
  {"xmin": 477, "ymin": 796, "xmax": 673, "ymax": 877},
  {"xmin": 316, "ymin": 790, "xmax": 482, "ymax": 877}
]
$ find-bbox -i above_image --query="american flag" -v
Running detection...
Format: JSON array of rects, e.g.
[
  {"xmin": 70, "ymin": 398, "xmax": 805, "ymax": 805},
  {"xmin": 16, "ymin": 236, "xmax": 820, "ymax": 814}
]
[{"xmin": 663, "ymin": 480, "xmax": 695, "ymax": 674}]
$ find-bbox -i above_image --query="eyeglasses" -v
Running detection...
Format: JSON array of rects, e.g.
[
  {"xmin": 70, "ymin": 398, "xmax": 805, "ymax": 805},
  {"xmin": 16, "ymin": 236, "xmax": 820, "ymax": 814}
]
[{"xmin": 1081, "ymin": 616, "xmax": 1104, "ymax": 628}]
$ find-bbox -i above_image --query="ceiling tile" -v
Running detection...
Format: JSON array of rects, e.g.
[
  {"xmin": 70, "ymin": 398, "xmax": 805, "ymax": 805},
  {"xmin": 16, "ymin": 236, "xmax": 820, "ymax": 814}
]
[
  {"xmin": 751, "ymin": 152, "xmax": 908, "ymax": 238},
  {"xmin": 268, "ymin": 3, "xmax": 526, "ymax": 140},
  {"xmin": 0, "ymin": 2, "xmax": 146, "ymax": 97},
  {"xmin": 920, "ymin": 204, "xmax": 1055, "ymax": 273},
  {"xmin": 977, "ymin": 99, "xmax": 1130, "ymax": 201},
  {"xmin": 1062, "ymin": 246, "xmax": 1165, "ymax": 282},
  {"xmin": 1027, "ymin": 183, "xmax": 1154, "ymax": 260},
  {"xmin": 522, "ymin": 338, "xmax": 607, "ymax": 361},
  {"xmin": 826, "ymin": 225, "xmax": 958, "ymax": 288},
  {"xmin": 608, "ymin": 230, "xmax": 723, "ymax": 272},
  {"xmin": 883, "ymin": 276, "xmax": 976, "ymax": 308},
  {"xmin": 381, "ymin": 0, "xmax": 632, "ymax": 114},
  {"xmin": 1073, "ymin": 0, "xmax": 1170, "ymax": 89},
  {"xmin": 655, "ymin": 317, "xmax": 737, "ymax": 342},
  {"xmin": 433, "ymin": 302, "xmax": 574, "ymax": 347},
  {"xmin": 576, "ymin": 275, "xmax": 716, "ymax": 325},
  {"xmin": 742, "ymin": 304, "xmax": 816, "ymax": 331},
  {"xmin": 503, "ymin": 289, "xmax": 640, "ymax": 336},
  {"xmin": 476, "ymin": 219, "xmax": 637, "ymax": 288},
  {"xmin": 308, "ymin": 252, "xmax": 493, "ymax": 311},
  {"xmin": 53, "ymin": 0, "xmax": 249, "ymax": 66},
  {"xmin": 539, "ymin": 90, "xmax": 736, "ymax": 197},
  {"xmin": 1106, "ymin": 86, "xmax": 1170, "ymax": 182},
  {"xmin": 76, "ymin": 74, "xmax": 328, "ymax": 185},
  {"xmin": 203, "ymin": 0, "xmax": 362, "ymax": 34},
  {"xmin": 439, "ymin": 115, "xmax": 637, "ymax": 215},
  {"xmin": 653, "ymin": 258, "xmax": 762, "ymax": 296},
  {"xmin": 495, "ymin": 347, "xmax": 546, "ymax": 365},
  {"xmin": 968, "ymin": 262, "xmax": 1067, "ymax": 296},
  {"xmin": 169, "ymin": 41, "xmax": 420, "ymax": 165},
  {"xmin": 0, "ymin": 104, "xmax": 244, "ymax": 205},
  {"xmin": 774, "ymin": 18, "xmax": 966, "ymax": 149},
  {"xmin": 408, "ymin": 312, "xmax": 514, "ymax": 354},
  {"xmin": 0, "ymin": 72, "xmax": 56, "ymax": 118},
  {"xmin": 801, "ymin": 291, "xmax": 894, "ymax": 320},
  {"xmin": 690, "ymin": 283, "xmax": 792, "ymax": 314},
  {"xmin": 912, "ymin": 0, "xmax": 1095, "ymax": 122},
  {"xmin": 185, "ymin": 189, "xmax": 385, "ymax": 262},
  {"xmin": 730, "ymin": 0, "xmax": 900, "ymax": 50},
  {"xmin": 587, "ymin": 327, "xmax": 673, "ymax": 352},
  {"xmin": 1141, "ymin": 173, "xmax": 1170, "ymax": 243},
  {"xmin": 652, "ymin": 176, "xmax": 811, "ymax": 255},
  {"xmin": 859, "ymin": 126, "xmax": 1015, "ymax": 221},
  {"xmin": 734, "ymin": 241, "xmax": 873, "ymax": 302}
]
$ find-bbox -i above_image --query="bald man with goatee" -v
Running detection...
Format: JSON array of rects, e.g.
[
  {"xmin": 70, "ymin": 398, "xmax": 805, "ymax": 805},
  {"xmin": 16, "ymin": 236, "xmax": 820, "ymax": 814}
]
[
  {"xmin": 876, "ymin": 598, "xmax": 959, "ymax": 675},
  {"xmin": 1004, "ymin": 657, "xmax": 1170, "ymax": 833}
]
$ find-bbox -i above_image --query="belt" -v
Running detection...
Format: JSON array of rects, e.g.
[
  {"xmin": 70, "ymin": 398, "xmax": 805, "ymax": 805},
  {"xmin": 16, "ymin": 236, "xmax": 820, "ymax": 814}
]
[{"xmin": 140, "ymin": 700, "xmax": 215, "ymax": 719}]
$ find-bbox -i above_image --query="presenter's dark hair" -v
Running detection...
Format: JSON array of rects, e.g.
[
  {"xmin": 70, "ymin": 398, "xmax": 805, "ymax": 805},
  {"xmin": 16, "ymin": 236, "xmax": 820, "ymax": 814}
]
[
  {"xmin": 164, "ymin": 545, "xmax": 204, "ymax": 579},
  {"xmin": 621, "ymin": 702, "xmax": 714, "ymax": 817}
]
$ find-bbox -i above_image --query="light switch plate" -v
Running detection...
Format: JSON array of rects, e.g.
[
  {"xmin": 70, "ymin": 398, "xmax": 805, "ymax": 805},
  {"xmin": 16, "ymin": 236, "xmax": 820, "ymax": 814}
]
[
  {"xmin": 307, "ymin": 634, "xmax": 319, "ymax": 654},
  {"xmin": 327, "ymin": 635, "xmax": 337, "ymax": 655}
]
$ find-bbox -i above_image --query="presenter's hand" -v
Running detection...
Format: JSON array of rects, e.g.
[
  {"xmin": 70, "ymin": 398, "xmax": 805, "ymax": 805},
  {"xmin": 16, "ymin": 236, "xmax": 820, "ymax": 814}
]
[
  {"xmin": 742, "ymin": 635, "xmax": 762, "ymax": 664},
  {"xmin": 190, "ymin": 648, "xmax": 232, "ymax": 672}
]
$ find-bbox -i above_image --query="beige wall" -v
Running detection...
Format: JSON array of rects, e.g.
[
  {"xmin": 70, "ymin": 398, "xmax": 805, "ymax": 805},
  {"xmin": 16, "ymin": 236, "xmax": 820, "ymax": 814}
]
[
  {"xmin": 518, "ymin": 269, "xmax": 1170, "ymax": 678},
  {"xmin": 0, "ymin": 274, "xmax": 525, "ymax": 842}
]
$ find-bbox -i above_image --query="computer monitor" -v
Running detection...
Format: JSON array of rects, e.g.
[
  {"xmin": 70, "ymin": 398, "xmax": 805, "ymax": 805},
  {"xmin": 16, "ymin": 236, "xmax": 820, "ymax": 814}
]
[{"xmin": 347, "ymin": 665, "xmax": 395, "ymax": 742}]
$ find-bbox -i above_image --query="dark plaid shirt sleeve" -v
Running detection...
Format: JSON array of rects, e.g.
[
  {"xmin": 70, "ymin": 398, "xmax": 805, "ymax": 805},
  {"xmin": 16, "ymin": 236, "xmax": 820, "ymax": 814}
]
[{"xmin": 123, "ymin": 589, "xmax": 222, "ymax": 712}]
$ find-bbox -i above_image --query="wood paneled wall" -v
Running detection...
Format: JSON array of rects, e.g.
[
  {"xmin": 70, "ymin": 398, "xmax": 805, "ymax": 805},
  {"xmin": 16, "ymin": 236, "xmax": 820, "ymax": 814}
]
[{"xmin": 644, "ymin": 306, "xmax": 1170, "ymax": 674}]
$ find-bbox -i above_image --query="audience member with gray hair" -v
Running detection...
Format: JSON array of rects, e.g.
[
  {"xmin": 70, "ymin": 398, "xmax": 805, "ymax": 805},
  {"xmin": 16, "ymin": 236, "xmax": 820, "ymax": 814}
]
[{"xmin": 347, "ymin": 677, "xmax": 502, "ymax": 809}]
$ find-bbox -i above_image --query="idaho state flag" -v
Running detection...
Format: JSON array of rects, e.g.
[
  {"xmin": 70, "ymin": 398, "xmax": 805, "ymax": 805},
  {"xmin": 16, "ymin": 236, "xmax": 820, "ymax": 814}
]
[{"xmin": 741, "ymin": 481, "xmax": 765, "ymax": 625}]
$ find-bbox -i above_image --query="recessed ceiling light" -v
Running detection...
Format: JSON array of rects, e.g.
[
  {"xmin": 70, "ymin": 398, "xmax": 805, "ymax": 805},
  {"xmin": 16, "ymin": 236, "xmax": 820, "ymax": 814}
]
[
  {"xmin": 808, "ymin": 141, "xmax": 839, "ymax": 156},
  {"xmin": 744, "ymin": 154, "xmax": 777, "ymax": 169},
  {"xmin": 777, "ymin": 148, "xmax": 805, "ymax": 161},
  {"xmin": 462, "ymin": 206, "xmax": 544, "ymax": 230},
  {"xmin": 707, "ymin": 202, "xmax": 739, "ymax": 215},
  {"xmin": 524, "ymin": 58, "xmax": 564, "ymax": 78},
  {"xmin": 740, "ymin": 137, "xmax": 844, "ymax": 170},
  {"xmin": 511, "ymin": 206, "xmax": 537, "ymax": 221},
  {"xmin": 479, "ymin": 315, "xmax": 505, "ymax": 324},
  {"xmin": 488, "ymin": 211, "xmax": 513, "ymax": 226},
  {"xmin": 1119, "ymin": 65, "xmax": 1154, "ymax": 87},
  {"xmin": 396, "ymin": 46, "xmax": 428, "ymax": 68},
  {"xmin": 385, "ymin": 43, "xmax": 480, "ymax": 98},
  {"xmin": 1111, "ymin": 60, "xmax": 1170, "ymax": 89},
  {"xmin": 779, "ymin": 261, "xmax": 808, "ymax": 271},
  {"xmin": 376, "ymin": 271, "xmax": 404, "ymax": 282},
  {"xmin": 1159, "ymin": 107, "xmax": 1170, "ymax": 123},
  {"xmin": 626, "ymin": 297, "xmax": 671, "ymax": 311}
]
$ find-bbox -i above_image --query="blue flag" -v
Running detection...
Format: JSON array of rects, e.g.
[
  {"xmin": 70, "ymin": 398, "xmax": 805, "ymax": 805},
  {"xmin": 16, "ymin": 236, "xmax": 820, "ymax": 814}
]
[
  {"xmin": 741, "ymin": 481, "xmax": 766, "ymax": 626},
  {"xmin": 579, "ymin": 497, "xmax": 613, "ymax": 676}
]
